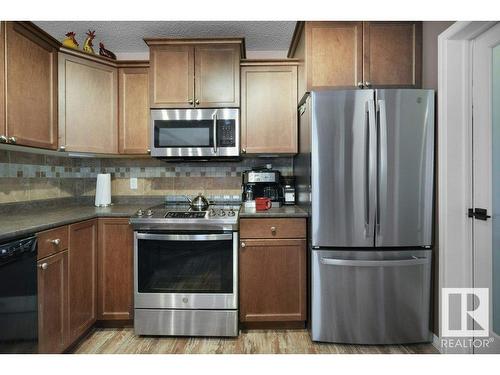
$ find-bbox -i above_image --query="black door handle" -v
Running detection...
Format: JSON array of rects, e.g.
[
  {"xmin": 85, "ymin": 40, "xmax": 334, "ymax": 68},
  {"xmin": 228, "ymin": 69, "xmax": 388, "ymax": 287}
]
[{"xmin": 468, "ymin": 208, "xmax": 491, "ymax": 221}]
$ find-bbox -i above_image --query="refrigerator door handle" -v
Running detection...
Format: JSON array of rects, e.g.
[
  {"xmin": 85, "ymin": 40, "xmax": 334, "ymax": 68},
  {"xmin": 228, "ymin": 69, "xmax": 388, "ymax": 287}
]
[
  {"xmin": 376, "ymin": 99, "xmax": 388, "ymax": 237},
  {"xmin": 320, "ymin": 256, "xmax": 430, "ymax": 267},
  {"xmin": 365, "ymin": 100, "xmax": 377, "ymax": 238}
]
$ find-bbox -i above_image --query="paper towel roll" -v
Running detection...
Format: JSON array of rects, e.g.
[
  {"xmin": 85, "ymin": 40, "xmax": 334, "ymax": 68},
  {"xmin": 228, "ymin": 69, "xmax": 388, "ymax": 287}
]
[{"xmin": 95, "ymin": 173, "xmax": 111, "ymax": 207}]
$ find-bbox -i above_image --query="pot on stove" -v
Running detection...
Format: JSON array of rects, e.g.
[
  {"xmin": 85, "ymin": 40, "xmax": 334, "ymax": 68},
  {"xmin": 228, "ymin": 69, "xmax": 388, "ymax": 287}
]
[{"xmin": 185, "ymin": 193, "xmax": 210, "ymax": 211}]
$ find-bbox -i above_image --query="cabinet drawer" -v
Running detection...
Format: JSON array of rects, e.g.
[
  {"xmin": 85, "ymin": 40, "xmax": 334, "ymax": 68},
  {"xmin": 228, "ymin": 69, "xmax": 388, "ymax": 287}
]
[
  {"xmin": 240, "ymin": 218, "xmax": 306, "ymax": 239},
  {"xmin": 37, "ymin": 226, "xmax": 69, "ymax": 259}
]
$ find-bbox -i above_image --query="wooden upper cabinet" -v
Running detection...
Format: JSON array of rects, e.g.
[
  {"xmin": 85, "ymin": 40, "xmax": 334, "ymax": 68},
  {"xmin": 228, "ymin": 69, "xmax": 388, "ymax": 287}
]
[
  {"xmin": 288, "ymin": 21, "xmax": 422, "ymax": 98},
  {"xmin": 97, "ymin": 218, "xmax": 134, "ymax": 321},
  {"xmin": 306, "ymin": 22, "xmax": 363, "ymax": 90},
  {"xmin": 68, "ymin": 219, "xmax": 97, "ymax": 343},
  {"xmin": 58, "ymin": 53, "xmax": 118, "ymax": 153},
  {"xmin": 149, "ymin": 45, "xmax": 194, "ymax": 108},
  {"xmin": 37, "ymin": 250, "xmax": 69, "ymax": 354},
  {"xmin": 5, "ymin": 22, "xmax": 58, "ymax": 149},
  {"xmin": 241, "ymin": 62, "xmax": 298, "ymax": 154},
  {"xmin": 363, "ymin": 21, "xmax": 422, "ymax": 88},
  {"xmin": 118, "ymin": 67, "xmax": 150, "ymax": 154},
  {"xmin": 145, "ymin": 39, "xmax": 244, "ymax": 108},
  {"xmin": 195, "ymin": 44, "xmax": 240, "ymax": 107}
]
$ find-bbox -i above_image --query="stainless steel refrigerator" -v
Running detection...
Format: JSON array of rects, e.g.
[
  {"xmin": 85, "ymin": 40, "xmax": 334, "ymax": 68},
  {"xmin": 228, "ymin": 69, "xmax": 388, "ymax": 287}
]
[{"xmin": 295, "ymin": 89, "xmax": 434, "ymax": 345}]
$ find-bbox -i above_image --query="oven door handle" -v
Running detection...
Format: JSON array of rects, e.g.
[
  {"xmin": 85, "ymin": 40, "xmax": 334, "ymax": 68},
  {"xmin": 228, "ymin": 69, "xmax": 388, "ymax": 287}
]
[{"xmin": 135, "ymin": 233, "xmax": 232, "ymax": 241}]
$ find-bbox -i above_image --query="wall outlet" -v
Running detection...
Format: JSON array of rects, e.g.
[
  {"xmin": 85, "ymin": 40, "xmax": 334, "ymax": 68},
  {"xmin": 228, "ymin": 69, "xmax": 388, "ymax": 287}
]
[{"xmin": 130, "ymin": 177, "xmax": 138, "ymax": 190}]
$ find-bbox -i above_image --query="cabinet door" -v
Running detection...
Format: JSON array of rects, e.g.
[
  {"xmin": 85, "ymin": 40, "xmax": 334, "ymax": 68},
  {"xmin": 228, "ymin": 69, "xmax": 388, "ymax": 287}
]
[
  {"xmin": 0, "ymin": 22, "xmax": 5, "ymax": 141},
  {"xmin": 239, "ymin": 238, "xmax": 306, "ymax": 322},
  {"xmin": 150, "ymin": 45, "xmax": 194, "ymax": 108},
  {"xmin": 5, "ymin": 22, "xmax": 58, "ymax": 149},
  {"xmin": 306, "ymin": 21, "xmax": 363, "ymax": 89},
  {"xmin": 59, "ymin": 53, "xmax": 118, "ymax": 153},
  {"xmin": 363, "ymin": 21, "xmax": 422, "ymax": 88},
  {"xmin": 118, "ymin": 67, "xmax": 149, "ymax": 154},
  {"xmin": 97, "ymin": 218, "xmax": 134, "ymax": 321},
  {"xmin": 195, "ymin": 44, "xmax": 240, "ymax": 107},
  {"xmin": 38, "ymin": 250, "xmax": 69, "ymax": 354},
  {"xmin": 241, "ymin": 65, "xmax": 298, "ymax": 154},
  {"xmin": 68, "ymin": 219, "xmax": 97, "ymax": 342}
]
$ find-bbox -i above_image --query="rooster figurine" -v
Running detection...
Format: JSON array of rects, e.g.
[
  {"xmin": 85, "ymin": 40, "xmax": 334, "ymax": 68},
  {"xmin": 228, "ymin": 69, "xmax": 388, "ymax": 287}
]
[
  {"xmin": 99, "ymin": 42, "xmax": 116, "ymax": 60},
  {"xmin": 82, "ymin": 30, "xmax": 96, "ymax": 54},
  {"xmin": 62, "ymin": 32, "xmax": 79, "ymax": 49}
]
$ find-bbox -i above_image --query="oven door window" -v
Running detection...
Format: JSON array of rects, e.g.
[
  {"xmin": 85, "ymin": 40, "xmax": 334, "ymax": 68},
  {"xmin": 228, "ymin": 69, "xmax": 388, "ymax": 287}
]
[
  {"xmin": 154, "ymin": 120, "xmax": 213, "ymax": 148},
  {"xmin": 137, "ymin": 238, "xmax": 233, "ymax": 294}
]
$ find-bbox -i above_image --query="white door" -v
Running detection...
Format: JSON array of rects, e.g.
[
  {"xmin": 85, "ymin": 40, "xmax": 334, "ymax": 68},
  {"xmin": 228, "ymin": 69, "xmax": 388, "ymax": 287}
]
[{"xmin": 472, "ymin": 22, "xmax": 500, "ymax": 353}]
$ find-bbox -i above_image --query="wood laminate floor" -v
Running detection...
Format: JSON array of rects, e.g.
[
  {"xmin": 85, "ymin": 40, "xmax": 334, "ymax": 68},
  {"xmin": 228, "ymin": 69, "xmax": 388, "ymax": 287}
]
[{"xmin": 72, "ymin": 328, "xmax": 438, "ymax": 354}]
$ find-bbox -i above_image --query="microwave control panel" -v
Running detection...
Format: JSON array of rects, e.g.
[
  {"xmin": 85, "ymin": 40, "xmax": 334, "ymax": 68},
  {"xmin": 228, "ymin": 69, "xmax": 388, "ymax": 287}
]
[{"xmin": 218, "ymin": 120, "xmax": 236, "ymax": 147}]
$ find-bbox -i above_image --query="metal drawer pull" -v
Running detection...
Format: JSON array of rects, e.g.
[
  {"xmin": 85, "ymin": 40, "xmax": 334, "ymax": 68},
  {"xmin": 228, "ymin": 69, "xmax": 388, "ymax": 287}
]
[
  {"xmin": 50, "ymin": 238, "xmax": 61, "ymax": 246},
  {"xmin": 136, "ymin": 233, "xmax": 232, "ymax": 241},
  {"xmin": 270, "ymin": 226, "xmax": 276, "ymax": 233},
  {"xmin": 39, "ymin": 263, "xmax": 48, "ymax": 270},
  {"xmin": 241, "ymin": 242, "xmax": 246, "ymax": 248},
  {"xmin": 320, "ymin": 256, "xmax": 430, "ymax": 267}
]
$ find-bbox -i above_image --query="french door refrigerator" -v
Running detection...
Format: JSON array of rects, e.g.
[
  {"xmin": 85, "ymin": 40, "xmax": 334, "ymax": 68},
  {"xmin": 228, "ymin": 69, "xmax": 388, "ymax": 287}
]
[{"xmin": 296, "ymin": 89, "xmax": 434, "ymax": 345}]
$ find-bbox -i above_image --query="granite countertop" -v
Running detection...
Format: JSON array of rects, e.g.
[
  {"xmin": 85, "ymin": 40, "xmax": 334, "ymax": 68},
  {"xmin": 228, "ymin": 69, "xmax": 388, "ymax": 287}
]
[
  {"xmin": 0, "ymin": 204, "xmax": 143, "ymax": 242},
  {"xmin": 0, "ymin": 201, "xmax": 309, "ymax": 242},
  {"xmin": 239, "ymin": 205, "xmax": 308, "ymax": 218}
]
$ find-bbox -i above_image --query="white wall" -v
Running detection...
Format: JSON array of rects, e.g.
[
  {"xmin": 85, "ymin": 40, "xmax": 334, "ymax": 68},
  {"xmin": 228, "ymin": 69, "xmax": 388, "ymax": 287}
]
[{"xmin": 423, "ymin": 21, "xmax": 456, "ymax": 89}]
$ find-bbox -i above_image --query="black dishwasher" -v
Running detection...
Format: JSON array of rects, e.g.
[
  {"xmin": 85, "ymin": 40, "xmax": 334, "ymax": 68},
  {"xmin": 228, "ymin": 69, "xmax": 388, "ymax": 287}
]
[{"xmin": 0, "ymin": 236, "xmax": 38, "ymax": 353}]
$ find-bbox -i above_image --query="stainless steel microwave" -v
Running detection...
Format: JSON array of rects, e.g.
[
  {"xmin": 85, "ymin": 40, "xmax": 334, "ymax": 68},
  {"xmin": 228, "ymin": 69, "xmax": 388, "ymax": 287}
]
[{"xmin": 150, "ymin": 108, "xmax": 240, "ymax": 159}]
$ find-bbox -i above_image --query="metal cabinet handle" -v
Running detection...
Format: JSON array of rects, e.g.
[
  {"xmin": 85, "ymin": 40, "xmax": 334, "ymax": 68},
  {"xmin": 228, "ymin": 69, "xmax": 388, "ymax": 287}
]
[
  {"xmin": 270, "ymin": 226, "xmax": 276, "ymax": 233},
  {"xmin": 58, "ymin": 146, "xmax": 66, "ymax": 152},
  {"xmin": 8, "ymin": 136, "xmax": 16, "ymax": 144},
  {"xmin": 365, "ymin": 81, "xmax": 372, "ymax": 88},
  {"xmin": 0, "ymin": 135, "xmax": 7, "ymax": 143},
  {"xmin": 242, "ymin": 148, "xmax": 246, "ymax": 154},
  {"xmin": 241, "ymin": 242, "xmax": 246, "ymax": 248},
  {"xmin": 357, "ymin": 81, "xmax": 364, "ymax": 88},
  {"xmin": 50, "ymin": 238, "xmax": 61, "ymax": 246},
  {"xmin": 147, "ymin": 149, "xmax": 151, "ymax": 154},
  {"xmin": 195, "ymin": 99, "xmax": 200, "ymax": 105},
  {"xmin": 39, "ymin": 263, "xmax": 48, "ymax": 270},
  {"xmin": 188, "ymin": 99, "xmax": 194, "ymax": 105}
]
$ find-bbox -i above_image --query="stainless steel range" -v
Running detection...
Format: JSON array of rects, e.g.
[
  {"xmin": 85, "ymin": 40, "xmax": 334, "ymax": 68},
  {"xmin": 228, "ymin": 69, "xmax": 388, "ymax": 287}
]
[{"xmin": 129, "ymin": 202, "xmax": 240, "ymax": 337}]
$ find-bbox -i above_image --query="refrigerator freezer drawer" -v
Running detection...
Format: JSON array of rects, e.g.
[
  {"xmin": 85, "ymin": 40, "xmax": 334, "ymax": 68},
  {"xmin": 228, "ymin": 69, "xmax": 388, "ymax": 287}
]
[{"xmin": 311, "ymin": 249, "xmax": 432, "ymax": 344}]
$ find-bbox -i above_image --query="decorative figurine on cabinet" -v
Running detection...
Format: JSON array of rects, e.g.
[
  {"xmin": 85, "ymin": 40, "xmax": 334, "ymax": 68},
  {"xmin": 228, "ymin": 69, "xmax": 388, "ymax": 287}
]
[
  {"xmin": 62, "ymin": 32, "xmax": 79, "ymax": 49},
  {"xmin": 82, "ymin": 30, "xmax": 96, "ymax": 54},
  {"xmin": 99, "ymin": 42, "xmax": 116, "ymax": 60}
]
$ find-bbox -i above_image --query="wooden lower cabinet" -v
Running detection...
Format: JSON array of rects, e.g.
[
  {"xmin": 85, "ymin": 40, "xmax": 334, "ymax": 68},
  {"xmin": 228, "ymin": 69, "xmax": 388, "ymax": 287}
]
[
  {"xmin": 239, "ymin": 218, "xmax": 307, "ymax": 325},
  {"xmin": 97, "ymin": 218, "xmax": 134, "ymax": 321},
  {"xmin": 68, "ymin": 219, "xmax": 97, "ymax": 343},
  {"xmin": 37, "ymin": 250, "xmax": 69, "ymax": 353}
]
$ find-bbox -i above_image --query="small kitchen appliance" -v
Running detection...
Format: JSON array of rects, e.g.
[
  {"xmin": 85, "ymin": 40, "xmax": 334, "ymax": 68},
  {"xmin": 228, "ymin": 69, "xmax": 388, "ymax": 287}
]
[
  {"xmin": 281, "ymin": 176, "xmax": 296, "ymax": 205},
  {"xmin": 242, "ymin": 166, "xmax": 283, "ymax": 208},
  {"xmin": 129, "ymin": 201, "xmax": 240, "ymax": 337}
]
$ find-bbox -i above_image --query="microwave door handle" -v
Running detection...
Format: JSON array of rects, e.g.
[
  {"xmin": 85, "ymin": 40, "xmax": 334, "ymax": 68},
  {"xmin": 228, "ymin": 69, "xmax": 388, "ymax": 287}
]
[{"xmin": 213, "ymin": 111, "xmax": 218, "ymax": 154}]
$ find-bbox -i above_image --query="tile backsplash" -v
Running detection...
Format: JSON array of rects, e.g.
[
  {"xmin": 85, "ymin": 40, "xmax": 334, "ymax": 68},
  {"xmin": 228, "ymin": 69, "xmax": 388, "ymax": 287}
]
[{"xmin": 0, "ymin": 149, "xmax": 292, "ymax": 204}]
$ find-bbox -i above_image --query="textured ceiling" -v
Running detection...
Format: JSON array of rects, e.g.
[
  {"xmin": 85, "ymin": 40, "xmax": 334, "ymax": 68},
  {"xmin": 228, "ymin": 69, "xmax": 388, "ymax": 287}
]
[{"xmin": 34, "ymin": 21, "xmax": 297, "ymax": 53}]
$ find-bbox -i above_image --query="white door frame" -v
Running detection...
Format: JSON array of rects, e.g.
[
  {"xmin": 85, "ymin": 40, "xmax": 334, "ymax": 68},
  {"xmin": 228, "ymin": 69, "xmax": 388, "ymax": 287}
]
[
  {"xmin": 472, "ymin": 22, "xmax": 500, "ymax": 353},
  {"xmin": 438, "ymin": 21, "xmax": 497, "ymax": 354}
]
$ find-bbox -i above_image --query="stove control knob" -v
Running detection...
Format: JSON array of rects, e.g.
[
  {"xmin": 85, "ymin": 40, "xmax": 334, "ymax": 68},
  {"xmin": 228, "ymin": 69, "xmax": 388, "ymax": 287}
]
[
  {"xmin": 146, "ymin": 209, "xmax": 153, "ymax": 217},
  {"xmin": 228, "ymin": 209, "xmax": 236, "ymax": 217},
  {"xmin": 209, "ymin": 209, "xmax": 217, "ymax": 217},
  {"xmin": 136, "ymin": 209, "xmax": 144, "ymax": 216},
  {"xmin": 218, "ymin": 210, "xmax": 226, "ymax": 217}
]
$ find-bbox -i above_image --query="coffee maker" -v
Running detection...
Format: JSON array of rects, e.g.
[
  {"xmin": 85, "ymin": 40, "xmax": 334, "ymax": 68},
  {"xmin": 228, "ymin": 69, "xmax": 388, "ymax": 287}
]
[{"xmin": 242, "ymin": 166, "xmax": 283, "ymax": 208}]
